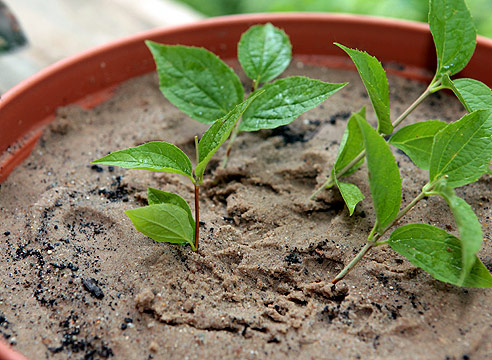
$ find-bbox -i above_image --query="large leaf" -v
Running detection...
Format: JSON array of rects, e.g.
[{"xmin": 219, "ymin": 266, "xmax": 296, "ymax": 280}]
[
  {"xmin": 240, "ymin": 76, "xmax": 347, "ymax": 132},
  {"xmin": 429, "ymin": 109, "xmax": 492, "ymax": 188},
  {"xmin": 92, "ymin": 142, "xmax": 194, "ymax": 181},
  {"xmin": 443, "ymin": 76, "xmax": 492, "ymax": 112},
  {"xmin": 333, "ymin": 173, "xmax": 365, "ymax": 216},
  {"xmin": 126, "ymin": 204, "xmax": 195, "ymax": 249},
  {"xmin": 429, "ymin": 0, "xmax": 476, "ymax": 77},
  {"xmin": 333, "ymin": 107, "xmax": 366, "ymax": 177},
  {"xmin": 238, "ymin": 23, "xmax": 292, "ymax": 84},
  {"xmin": 355, "ymin": 114, "xmax": 401, "ymax": 232},
  {"xmin": 434, "ymin": 183, "xmax": 483, "ymax": 285},
  {"xmin": 146, "ymin": 41, "xmax": 244, "ymax": 124},
  {"xmin": 389, "ymin": 120, "xmax": 447, "ymax": 170},
  {"xmin": 336, "ymin": 43, "xmax": 392, "ymax": 135},
  {"xmin": 389, "ymin": 224, "xmax": 492, "ymax": 288},
  {"xmin": 147, "ymin": 188, "xmax": 195, "ymax": 234},
  {"xmin": 195, "ymin": 91, "xmax": 263, "ymax": 179}
]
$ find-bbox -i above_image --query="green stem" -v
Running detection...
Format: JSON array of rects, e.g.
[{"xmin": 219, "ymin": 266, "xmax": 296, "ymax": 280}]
[
  {"xmin": 194, "ymin": 184, "xmax": 200, "ymax": 251},
  {"xmin": 332, "ymin": 242, "xmax": 374, "ymax": 284}
]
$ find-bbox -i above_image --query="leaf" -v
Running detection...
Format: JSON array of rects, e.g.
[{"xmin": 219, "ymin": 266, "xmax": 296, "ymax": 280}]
[
  {"xmin": 429, "ymin": 0, "xmax": 476, "ymax": 77},
  {"xmin": 240, "ymin": 76, "xmax": 347, "ymax": 132},
  {"xmin": 335, "ymin": 43, "xmax": 392, "ymax": 135},
  {"xmin": 147, "ymin": 188, "xmax": 195, "ymax": 234},
  {"xmin": 195, "ymin": 91, "xmax": 263, "ymax": 179},
  {"xmin": 389, "ymin": 120, "xmax": 447, "ymax": 170},
  {"xmin": 146, "ymin": 41, "xmax": 244, "ymax": 124},
  {"xmin": 238, "ymin": 23, "xmax": 292, "ymax": 84},
  {"xmin": 125, "ymin": 204, "xmax": 195, "ymax": 249},
  {"xmin": 443, "ymin": 76, "xmax": 492, "ymax": 112},
  {"xmin": 434, "ymin": 183, "xmax": 483, "ymax": 285},
  {"xmin": 388, "ymin": 224, "xmax": 492, "ymax": 288},
  {"xmin": 355, "ymin": 114, "xmax": 401, "ymax": 232},
  {"xmin": 334, "ymin": 107, "xmax": 366, "ymax": 177},
  {"xmin": 92, "ymin": 142, "xmax": 194, "ymax": 181},
  {"xmin": 429, "ymin": 109, "xmax": 492, "ymax": 188},
  {"xmin": 333, "ymin": 174, "xmax": 365, "ymax": 216}
]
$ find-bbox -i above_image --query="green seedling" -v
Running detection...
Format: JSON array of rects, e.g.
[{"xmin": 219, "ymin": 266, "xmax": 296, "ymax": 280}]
[
  {"xmin": 146, "ymin": 23, "xmax": 347, "ymax": 168},
  {"xmin": 312, "ymin": 0, "xmax": 492, "ymax": 287}
]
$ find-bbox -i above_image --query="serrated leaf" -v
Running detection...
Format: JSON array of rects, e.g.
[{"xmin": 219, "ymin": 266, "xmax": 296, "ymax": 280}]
[
  {"xmin": 389, "ymin": 224, "xmax": 492, "ymax": 288},
  {"xmin": 429, "ymin": 0, "xmax": 476, "ymax": 77},
  {"xmin": 334, "ymin": 107, "xmax": 366, "ymax": 177},
  {"xmin": 336, "ymin": 43, "xmax": 392, "ymax": 135},
  {"xmin": 429, "ymin": 109, "xmax": 492, "ymax": 188},
  {"xmin": 334, "ymin": 174, "xmax": 365, "ymax": 216},
  {"xmin": 92, "ymin": 142, "xmax": 194, "ymax": 181},
  {"xmin": 146, "ymin": 41, "xmax": 244, "ymax": 124},
  {"xmin": 195, "ymin": 91, "xmax": 263, "ymax": 179},
  {"xmin": 147, "ymin": 188, "xmax": 195, "ymax": 234},
  {"xmin": 355, "ymin": 114, "xmax": 401, "ymax": 232},
  {"xmin": 238, "ymin": 23, "xmax": 292, "ymax": 84},
  {"xmin": 126, "ymin": 204, "xmax": 195, "ymax": 249},
  {"xmin": 434, "ymin": 183, "xmax": 483, "ymax": 285},
  {"xmin": 443, "ymin": 76, "xmax": 492, "ymax": 112},
  {"xmin": 240, "ymin": 76, "xmax": 347, "ymax": 132},
  {"xmin": 389, "ymin": 120, "xmax": 447, "ymax": 170}
]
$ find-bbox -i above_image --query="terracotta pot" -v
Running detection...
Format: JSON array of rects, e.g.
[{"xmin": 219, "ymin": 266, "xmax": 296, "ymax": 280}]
[{"xmin": 0, "ymin": 13, "xmax": 491, "ymax": 358}]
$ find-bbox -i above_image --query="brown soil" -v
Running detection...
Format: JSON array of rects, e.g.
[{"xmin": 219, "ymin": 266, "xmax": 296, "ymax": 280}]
[{"xmin": 1, "ymin": 60, "xmax": 491, "ymax": 360}]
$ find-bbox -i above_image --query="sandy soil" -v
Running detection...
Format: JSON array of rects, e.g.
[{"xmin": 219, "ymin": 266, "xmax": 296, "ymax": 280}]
[{"xmin": 1, "ymin": 59, "xmax": 491, "ymax": 360}]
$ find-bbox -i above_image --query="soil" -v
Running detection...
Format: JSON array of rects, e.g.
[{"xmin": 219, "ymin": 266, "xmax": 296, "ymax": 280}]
[{"xmin": 1, "ymin": 59, "xmax": 491, "ymax": 360}]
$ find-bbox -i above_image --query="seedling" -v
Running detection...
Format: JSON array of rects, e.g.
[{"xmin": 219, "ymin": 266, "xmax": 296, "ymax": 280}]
[
  {"xmin": 311, "ymin": 0, "xmax": 492, "ymax": 287},
  {"xmin": 92, "ymin": 23, "xmax": 345, "ymax": 251}
]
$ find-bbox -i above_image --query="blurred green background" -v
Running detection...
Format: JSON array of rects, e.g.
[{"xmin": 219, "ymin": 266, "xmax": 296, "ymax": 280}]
[{"xmin": 174, "ymin": 0, "xmax": 492, "ymax": 38}]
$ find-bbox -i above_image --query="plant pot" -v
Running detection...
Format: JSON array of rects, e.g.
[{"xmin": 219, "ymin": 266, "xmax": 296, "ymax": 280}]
[{"xmin": 1, "ymin": 14, "xmax": 491, "ymax": 360}]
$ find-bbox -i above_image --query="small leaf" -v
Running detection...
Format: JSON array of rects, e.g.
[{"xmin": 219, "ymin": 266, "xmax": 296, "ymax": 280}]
[
  {"xmin": 389, "ymin": 120, "xmax": 447, "ymax": 170},
  {"xmin": 147, "ymin": 188, "xmax": 195, "ymax": 233},
  {"xmin": 334, "ymin": 174, "xmax": 365, "ymax": 216},
  {"xmin": 443, "ymin": 76, "xmax": 492, "ymax": 112},
  {"xmin": 238, "ymin": 23, "xmax": 292, "ymax": 84},
  {"xmin": 336, "ymin": 43, "xmax": 392, "ymax": 135},
  {"xmin": 334, "ymin": 107, "xmax": 366, "ymax": 177},
  {"xmin": 434, "ymin": 183, "xmax": 483, "ymax": 285},
  {"xmin": 389, "ymin": 224, "xmax": 492, "ymax": 288},
  {"xmin": 240, "ymin": 76, "xmax": 347, "ymax": 132},
  {"xmin": 355, "ymin": 114, "xmax": 401, "ymax": 232},
  {"xmin": 429, "ymin": 109, "xmax": 492, "ymax": 188},
  {"xmin": 146, "ymin": 41, "xmax": 244, "ymax": 124},
  {"xmin": 92, "ymin": 142, "xmax": 194, "ymax": 181},
  {"xmin": 195, "ymin": 91, "xmax": 264, "ymax": 179},
  {"xmin": 429, "ymin": 0, "xmax": 476, "ymax": 77},
  {"xmin": 126, "ymin": 204, "xmax": 195, "ymax": 249}
]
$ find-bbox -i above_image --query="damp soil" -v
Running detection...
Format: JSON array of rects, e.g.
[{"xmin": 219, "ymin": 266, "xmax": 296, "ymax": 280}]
[{"xmin": 1, "ymin": 59, "xmax": 492, "ymax": 360}]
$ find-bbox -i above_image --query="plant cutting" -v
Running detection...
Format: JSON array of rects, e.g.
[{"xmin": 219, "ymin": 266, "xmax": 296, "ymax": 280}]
[
  {"xmin": 309, "ymin": 0, "xmax": 492, "ymax": 287},
  {"xmin": 93, "ymin": 23, "xmax": 346, "ymax": 250}
]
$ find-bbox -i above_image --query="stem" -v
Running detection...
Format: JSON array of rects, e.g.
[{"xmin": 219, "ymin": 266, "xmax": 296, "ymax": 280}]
[
  {"xmin": 194, "ymin": 184, "xmax": 200, "ymax": 251},
  {"xmin": 332, "ymin": 242, "xmax": 374, "ymax": 284}
]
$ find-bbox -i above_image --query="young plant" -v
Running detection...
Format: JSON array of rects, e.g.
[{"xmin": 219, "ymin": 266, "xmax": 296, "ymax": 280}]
[
  {"xmin": 315, "ymin": 0, "xmax": 492, "ymax": 287},
  {"xmin": 146, "ymin": 23, "xmax": 347, "ymax": 168}
]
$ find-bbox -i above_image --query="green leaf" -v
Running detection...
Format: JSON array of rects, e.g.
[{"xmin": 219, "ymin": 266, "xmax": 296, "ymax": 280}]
[
  {"xmin": 355, "ymin": 114, "xmax": 401, "ymax": 232},
  {"xmin": 429, "ymin": 0, "xmax": 476, "ymax": 77},
  {"xmin": 433, "ymin": 183, "xmax": 483, "ymax": 285},
  {"xmin": 389, "ymin": 224, "xmax": 492, "ymax": 288},
  {"xmin": 429, "ymin": 109, "xmax": 492, "ymax": 188},
  {"xmin": 92, "ymin": 142, "xmax": 194, "ymax": 181},
  {"xmin": 146, "ymin": 41, "xmax": 244, "ymax": 124},
  {"xmin": 333, "ymin": 174, "xmax": 365, "ymax": 216},
  {"xmin": 335, "ymin": 43, "xmax": 392, "ymax": 135},
  {"xmin": 443, "ymin": 76, "xmax": 492, "ymax": 112},
  {"xmin": 195, "ymin": 91, "xmax": 264, "ymax": 180},
  {"xmin": 389, "ymin": 120, "xmax": 447, "ymax": 170},
  {"xmin": 238, "ymin": 23, "xmax": 292, "ymax": 84},
  {"xmin": 333, "ymin": 107, "xmax": 366, "ymax": 177},
  {"xmin": 240, "ymin": 76, "xmax": 347, "ymax": 132},
  {"xmin": 147, "ymin": 188, "xmax": 195, "ymax": 234},
  {"xmin": 125, "ymin": 204, "xmax": 195, "ymax": 249}
]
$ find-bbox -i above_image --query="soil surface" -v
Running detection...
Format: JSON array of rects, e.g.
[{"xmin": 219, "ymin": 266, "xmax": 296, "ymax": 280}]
[{"xmin": 1, "ymin": 59, "xmax": 491, "ymax": 360}]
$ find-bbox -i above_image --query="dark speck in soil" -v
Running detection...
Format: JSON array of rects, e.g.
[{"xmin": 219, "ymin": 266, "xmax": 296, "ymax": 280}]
[{"xmin": 82, "ymin": 278, "xmax": 104, "ymax": 299}]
